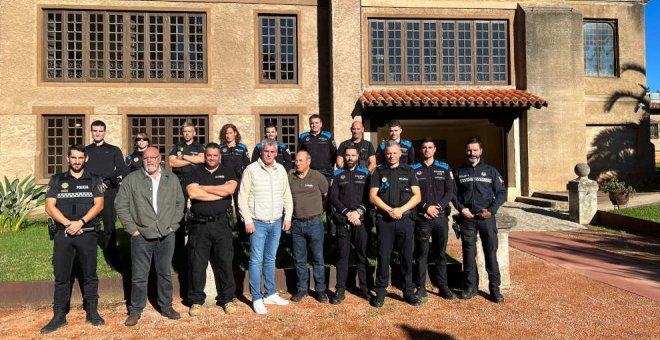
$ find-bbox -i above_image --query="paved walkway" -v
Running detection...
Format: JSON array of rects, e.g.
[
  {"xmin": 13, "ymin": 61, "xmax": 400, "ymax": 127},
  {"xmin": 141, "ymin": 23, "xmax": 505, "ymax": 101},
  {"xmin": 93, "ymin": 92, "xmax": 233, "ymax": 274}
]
[
  {"xmin": 598, "ymin": 191, "xmax": 660, "ymax": 211},
  {"xmin": 498, "ymin": 201, "xmax": 585, "ymax": 231},
  {"xmin": 509, "ymin": 231, "xmax": 660, "ymax": 302}
]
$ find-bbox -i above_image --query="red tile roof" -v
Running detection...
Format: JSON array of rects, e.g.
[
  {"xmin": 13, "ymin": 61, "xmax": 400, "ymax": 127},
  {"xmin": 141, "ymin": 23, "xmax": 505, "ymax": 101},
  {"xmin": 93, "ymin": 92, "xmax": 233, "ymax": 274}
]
[
  {"xmin": 358, "ymin": 89, "xmax": 548, "ymax": 109},
  {"xmin": 650, "ymin": 101, "xmax": 660, "ymax": 110}
]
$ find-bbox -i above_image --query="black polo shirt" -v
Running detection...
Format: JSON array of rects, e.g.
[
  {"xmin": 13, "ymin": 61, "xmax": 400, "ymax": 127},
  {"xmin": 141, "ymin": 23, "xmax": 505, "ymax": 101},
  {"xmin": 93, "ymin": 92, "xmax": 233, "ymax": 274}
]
[
  {"xmin": 337, "ymin": 139, "xmax": 375, "ymax": 170},
  {"xmin": 170, "ymin": 141, "xmax": 205, "ymax": 178},
  {"xmin": 46, "ymin": 171, "xmax": 103, "ymax": 221},
  {"xmin": 85, "ymin": 142, "xmax": 128, "ymax": 181},
  {"xmin": 186, "ymin": 164, "xmax": 237, "ymax": 216}
]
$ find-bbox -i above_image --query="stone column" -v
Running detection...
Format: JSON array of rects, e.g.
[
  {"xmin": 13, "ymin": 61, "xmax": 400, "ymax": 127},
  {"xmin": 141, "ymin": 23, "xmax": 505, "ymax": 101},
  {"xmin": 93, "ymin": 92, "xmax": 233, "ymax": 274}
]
[
  {"xmin": 476, "ymin": 213, "xmax": 515, "ymax": 290},
  {"xmin": 567, "ymin": 163, "xmax": 599, "ymax": 224}
]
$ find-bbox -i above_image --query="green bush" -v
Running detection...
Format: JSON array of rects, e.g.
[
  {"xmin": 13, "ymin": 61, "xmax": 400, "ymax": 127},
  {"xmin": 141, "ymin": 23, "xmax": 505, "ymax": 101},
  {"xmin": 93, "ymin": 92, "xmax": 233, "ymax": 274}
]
[
  {"xmin": 599, "ymin": 178, "xmax": 636, "ymax": 195},
  {"xmin": 0, "ymin": 176, "xmax": 46, "ymax": 233}
]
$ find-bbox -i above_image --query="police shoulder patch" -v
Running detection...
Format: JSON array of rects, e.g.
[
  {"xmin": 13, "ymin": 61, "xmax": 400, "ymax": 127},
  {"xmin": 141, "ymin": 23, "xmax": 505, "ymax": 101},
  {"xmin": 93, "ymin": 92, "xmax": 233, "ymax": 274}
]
[
  {"xmin": 333, "ymin": 169, "xmax": 345, "ymax": 177},
  {"xmin": 256, "ymin": 143, "xmax": 263, "ymax": 149},
  {"xmin": 300, "ymin": 132, "xmax": 310, "ymax": 139},
  {"xmin": 411, "ymin": 163, "xmax": 422, "ymax": 170},
  {"xmin": 434, "ymin": 160, "xmax": 449, "ymax": 170},
  {"xmin": 238, "ymin": 143, "xmax": 248, "ymax": 150},
  {"xmin": 379, "ymin": 143, "xmax": 386, "ymax": 150},
  {"xmin": 400, "ymin": 139, "xmax": 412, "ymax": 147},
  {"xmin": 356, "ymin": 167, "xmax": 369, "ymax": 175},
  {"xmin": 277, "ymin": 143, "xmax": 286, "ymax": 149},
  {"xmin": 321, "ymin": 131, "xmax": 332, "ymax": 139}
]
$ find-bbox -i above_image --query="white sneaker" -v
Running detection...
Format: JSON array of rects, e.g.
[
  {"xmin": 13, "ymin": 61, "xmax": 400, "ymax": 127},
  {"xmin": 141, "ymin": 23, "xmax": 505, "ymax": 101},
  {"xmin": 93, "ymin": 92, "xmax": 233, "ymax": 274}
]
[
  {"xmin": 263, "ymin": 293, "xmax": 290, "ymax": 306},
  {"xmin": 253, "ymin": 299, "xmax": 268, "ymax": 315}
]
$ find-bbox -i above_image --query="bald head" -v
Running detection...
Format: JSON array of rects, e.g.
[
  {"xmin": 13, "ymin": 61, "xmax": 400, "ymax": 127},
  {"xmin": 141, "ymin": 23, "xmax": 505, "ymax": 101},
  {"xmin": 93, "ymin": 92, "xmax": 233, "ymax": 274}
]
[{"xmin": 350, "ymin": 120, "xmax": 365, "ymax": 141}]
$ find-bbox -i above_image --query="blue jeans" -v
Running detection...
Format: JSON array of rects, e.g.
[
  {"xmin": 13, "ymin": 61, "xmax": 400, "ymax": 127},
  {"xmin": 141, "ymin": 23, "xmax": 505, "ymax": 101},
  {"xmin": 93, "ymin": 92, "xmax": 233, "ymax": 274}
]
[
  {"xmin": 249, "ymin": 219, "xmax": 282, "ymax": 300},
  {"xmin": 292, "ymin": 216, "xmax": 326, "ymax": 292}
]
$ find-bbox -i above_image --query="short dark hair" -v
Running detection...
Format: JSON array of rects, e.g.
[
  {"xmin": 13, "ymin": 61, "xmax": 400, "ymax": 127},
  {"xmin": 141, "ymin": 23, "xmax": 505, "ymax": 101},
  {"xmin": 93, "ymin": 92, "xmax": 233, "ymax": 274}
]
[
  {"xmin": 343, "ymin": 145, "xmax": 358, "ymax": 155},
  {"xmin": 387, "ymin": 120, "xmax": 402, "ymax": 129},
  {"xmin": 264, "ymin": 122, "xmax": 277, "ymax": 131},
  {"xmin": 68, "ymin": 144, "xmax": 87, "ymax": 157},
  {"xmin": 421, "ymin": 137, "xmax": 435, "ymax": 146},
  {"xmin": 296, "ymin": 149, "xmax": 311, "ymax": 160},
  {"xmin": 90, "ymin": 120, "xmax": 106, "ymax": 130},
  {"xmin": 205, "ymin": 142, "xmax": 220, "ymax": 152},
  {"xmin": 309, "ymin": 114, "xmax": 321, "ymax": 122},
  {"xmin": 465, "ymin": 137, "xmax": 482, "ymax": 149}
]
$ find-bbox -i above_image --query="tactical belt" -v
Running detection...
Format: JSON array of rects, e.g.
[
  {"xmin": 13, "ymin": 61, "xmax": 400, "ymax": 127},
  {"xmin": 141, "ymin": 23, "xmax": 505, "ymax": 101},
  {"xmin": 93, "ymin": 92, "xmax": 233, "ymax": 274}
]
[
  {"xmin": 293, "ymin": 213, "xmax": 322, "ymax": 222},
  {"xmin": 190, "ymin": 213, "xmax": 227, "ymax": 223}
]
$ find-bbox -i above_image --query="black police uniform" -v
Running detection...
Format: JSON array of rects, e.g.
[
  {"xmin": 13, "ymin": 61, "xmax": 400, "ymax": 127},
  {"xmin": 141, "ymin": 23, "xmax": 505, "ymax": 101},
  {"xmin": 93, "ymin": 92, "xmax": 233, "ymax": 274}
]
[
  {"xmin": 298, "ymin": 130, "xmax": 337, "ymax": 178},
  {"xmin": 46, "ymin": 171, "xmax": 103, "ymax": 319},
  {"xmin": 170, "ymin": 140, "xmax": 206, "ymax": 183},
  {"xmin": 251, "ymin": 142, "xmax": 293, "ymax": 172},
  {"xmin": 186, "ymin": 164, "xmax": 238, "ymax": 306},
  {"xmin": 85, "ymin": 142, "xmax": 128, "ymax": 268},
  {"xmin": 376, "ymin": 139, "xmax": 415, "ymax": 165},
  {"xmin": 369, "ymin": 163, "xmax": 419, "ymax": 303},
  {"xmin": 337, "ymin": 139, "xmax": 376, "ymax": 170},
  {"xmin": 125, "ymin": 150, "xmax": 145, "ymax": 173},
  {"xmin": 412, "ymin": 160, "xmax": 454, "ymax": 296},
  {"xmin": 454, "ymin": 160, "xmax": 506, "ymax": 295},
  {"xmin": 329, "ymin": 166, "xmax": 370, "ymax": 300}
]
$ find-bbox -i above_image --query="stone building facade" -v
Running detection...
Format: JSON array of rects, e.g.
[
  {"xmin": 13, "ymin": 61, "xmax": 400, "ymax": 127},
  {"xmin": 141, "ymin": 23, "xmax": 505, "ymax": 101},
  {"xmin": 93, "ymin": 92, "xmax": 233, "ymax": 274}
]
[{"xmin": 0, "ymin": 0, "xmax": 653, "ymax": 198}]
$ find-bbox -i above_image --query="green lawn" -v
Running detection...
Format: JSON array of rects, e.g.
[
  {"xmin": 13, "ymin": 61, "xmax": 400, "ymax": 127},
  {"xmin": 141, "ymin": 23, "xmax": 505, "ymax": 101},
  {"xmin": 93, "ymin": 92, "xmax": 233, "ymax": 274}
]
[
  {"xmin": 611, "ymin": 204, "xmax": 660, "ymax": 223},
  {"xmin": 0, "ymin": 221, "xmax": 120, "ymax": 282}
]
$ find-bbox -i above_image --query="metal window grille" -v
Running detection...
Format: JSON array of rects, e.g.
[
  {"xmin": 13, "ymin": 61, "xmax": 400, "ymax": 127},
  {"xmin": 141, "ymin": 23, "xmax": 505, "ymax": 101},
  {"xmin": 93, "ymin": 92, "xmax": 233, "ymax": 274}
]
[{"xmin": 584, "ymin": 21, "xmax": 617, "ymax": 77}]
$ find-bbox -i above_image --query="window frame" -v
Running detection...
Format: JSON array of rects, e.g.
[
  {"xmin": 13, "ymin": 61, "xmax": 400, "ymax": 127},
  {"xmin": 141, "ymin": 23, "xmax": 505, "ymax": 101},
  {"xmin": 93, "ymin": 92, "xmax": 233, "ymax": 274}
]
[
  {"xmin": 41, "ymin": 115, "xmax": 87, "ymax": 179},
  {"xmin": 583, "ymin": 19, "xmax": 619, "ymax": 78},
  {"xmin": 257, "ymin": 14, "xmax": 299, "ymax": 85},
  {"xmin": 367, "ymin": 18, "xmax": 509, "ymax": 86},
  {"xmin": 127, "ymin": 115, "xmax": 210, "ymax": 162},
  {"xmin": 651, "ymin": 120, "xmax": 659, "ymax": 140},
  {"xmin": 42, "ymin": 9, "xmax": 208, "ymax": 83}
]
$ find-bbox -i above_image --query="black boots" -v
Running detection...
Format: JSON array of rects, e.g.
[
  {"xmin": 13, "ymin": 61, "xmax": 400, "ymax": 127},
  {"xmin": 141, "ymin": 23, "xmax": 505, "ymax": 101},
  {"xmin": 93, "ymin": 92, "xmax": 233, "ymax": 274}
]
[
  {"xmin": 490, "ymin": 289, "xmax": 505, "ymax": 303},
  {"xmin": 40, "ymin": 306, "xmax": 67, "ymax": 334},
  {"xmin": 85, "ymin": 300, "xmax": 105, "ymax": 326},
  {"xmin": 439, "ymin": 286, "xmax": 457, "ymax": 300},
  {"xmin": 330, "ymin": 289, "xmax": 345, "ymax": 305}
]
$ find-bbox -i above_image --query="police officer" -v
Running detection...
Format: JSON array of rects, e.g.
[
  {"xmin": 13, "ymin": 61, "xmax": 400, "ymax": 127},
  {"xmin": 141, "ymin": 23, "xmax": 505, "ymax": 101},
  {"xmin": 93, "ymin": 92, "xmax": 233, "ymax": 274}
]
[
  {"xmin": 185, "ymin": 143, "xmax": 239, "ymax": 316},
  {"xmin": 412, "ymin": 138, "xmax": 456, "ymax": 300},
  {"xmin": 298, "ymin": 114, "xmax": 337, "ymax": 179},
  {"xmin": 42, "ymin": 144, "xmax": 105, "ymax": 334},
  {"xmin": 454, "ymin": 137, "xmax": 506, "ymax": 303},
  {"xmin": 218, "ymin": 123, "xmax": 251, "ymax": 242},
  {"xmin": 168, "ymin": 121, "xmax": 206, "ymax": 184},
  {"xmin": 336, "ymin": 121, "xmax": 376, "ymax": 173},
  {"xmin": 369, "ymin": 141, "xmax": 422, "ymax": 307},
  {"xmin": 251, "ymin": 122, "xmax": 293, "ymax": 171},
  {"xmin": 329, "ymin": 145, "xmax": 371, "ymax": 304},
  {"xmin": 85, "ymin": 120, "xmax": 128, "ymax": 270},
  {"xmin": 125, "ymin": 132, "xmax": 150, "ymax": 173},
  {"xmin": 376, "ymin": 120, "xmax": 415, "ymax": 165}
]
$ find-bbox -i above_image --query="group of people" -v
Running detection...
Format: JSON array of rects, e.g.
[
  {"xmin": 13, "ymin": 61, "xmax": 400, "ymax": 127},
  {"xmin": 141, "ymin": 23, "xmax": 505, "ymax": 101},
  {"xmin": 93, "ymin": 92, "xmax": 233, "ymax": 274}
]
[{"xmin": 41, "ymin": 116, "xmax": 507, "ymax": 333}]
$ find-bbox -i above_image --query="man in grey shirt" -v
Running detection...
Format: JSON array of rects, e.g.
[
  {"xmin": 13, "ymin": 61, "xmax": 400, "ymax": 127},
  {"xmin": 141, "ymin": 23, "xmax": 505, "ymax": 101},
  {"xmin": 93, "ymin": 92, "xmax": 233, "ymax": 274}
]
[
  {"xmin": 115, "ymin": 147, "xmax": 185, "ymax": 326},
  {"xmin": 288, "ymin": 149, "xmax": 329, "ymax": 303}
]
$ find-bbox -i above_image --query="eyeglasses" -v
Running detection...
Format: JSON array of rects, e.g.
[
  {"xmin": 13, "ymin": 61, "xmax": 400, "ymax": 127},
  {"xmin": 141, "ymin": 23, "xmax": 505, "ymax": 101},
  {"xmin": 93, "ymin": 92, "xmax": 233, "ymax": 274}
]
[
  {"xmin": 144, "ymin": 156, "xmax": 159, "ymax": 161},
  {"xmin": 135, "ymin": 138, "xmax": 149, "ymax": 142}
]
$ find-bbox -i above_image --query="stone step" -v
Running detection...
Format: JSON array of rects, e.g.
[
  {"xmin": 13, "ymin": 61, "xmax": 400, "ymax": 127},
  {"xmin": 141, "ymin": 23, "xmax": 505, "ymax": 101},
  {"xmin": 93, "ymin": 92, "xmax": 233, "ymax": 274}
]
[
  {"xmin": 532, "ymin": 191, "xmax": 569, "ymax": 202},
  {"xmin": 515, "ymin": 196, "xmax": 568, "ymax": 210}
]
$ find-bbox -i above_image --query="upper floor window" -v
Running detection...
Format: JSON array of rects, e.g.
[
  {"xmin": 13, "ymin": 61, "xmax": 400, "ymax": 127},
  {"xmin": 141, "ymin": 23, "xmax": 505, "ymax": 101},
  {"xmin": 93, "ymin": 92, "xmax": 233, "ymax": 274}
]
[
  {"xmin": 44, "ymin": 10, "xmax": 207, "ymax": 83},
  {"xmin": 369, "ymin": 19, "xmax": 508, "ymax": 85},
  {"xmin": 584, "ymin": 21, "xmax": 617, "ymax": 77},
  {"xmin": 258, "ymin": 15, "xmax": 298, "ymax": 84},
  {"xmin": 651, "ymin": 120, "xmax": 659, "ymax": 140}
]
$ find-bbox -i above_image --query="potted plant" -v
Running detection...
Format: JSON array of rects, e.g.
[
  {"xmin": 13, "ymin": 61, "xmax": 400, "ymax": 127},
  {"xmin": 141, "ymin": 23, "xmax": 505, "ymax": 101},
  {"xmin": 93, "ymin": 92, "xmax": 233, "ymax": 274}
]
[{"xmin": 599, "ymin": 178, "xmax": 636, "ymax": 207}]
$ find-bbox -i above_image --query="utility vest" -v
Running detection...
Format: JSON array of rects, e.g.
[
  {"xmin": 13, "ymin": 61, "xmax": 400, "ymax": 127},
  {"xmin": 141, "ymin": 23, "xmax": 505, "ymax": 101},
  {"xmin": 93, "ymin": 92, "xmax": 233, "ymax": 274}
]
[{"xmin": 376, "ymin": 164, "xmax": 414, "ymax": 211}]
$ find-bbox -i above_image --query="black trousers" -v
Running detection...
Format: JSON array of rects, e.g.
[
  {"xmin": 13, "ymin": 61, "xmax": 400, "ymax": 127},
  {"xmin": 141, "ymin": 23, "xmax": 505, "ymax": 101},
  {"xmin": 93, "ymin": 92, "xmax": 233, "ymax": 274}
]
[
  {"xmin": 187, "ymin": 218, "xmax": 236, "ymax": 305},
  {"xmin": 414, "ymin": 215, "xmax": 450, "ymax": 289},
  {"xmin": 129, "ymin": 233, "xmax": 175, "ymax": 313},
  {"xmin": 335, "ymin": 223, "xmax": 368, "ymax": 291},
  {"xmin": 101, "ymin": 187, "xmax": 118, "ymax": 267},
  {"xmin": 53, "ymin": 230, "xmax": 99, "ymax": 307},
  {"xmin": 461, "ymin": 217, "xmax": 500, "ymax": 291},
  {"xmin": 375, "ymin": 216, "xmax": 414, "ymax": 298}
]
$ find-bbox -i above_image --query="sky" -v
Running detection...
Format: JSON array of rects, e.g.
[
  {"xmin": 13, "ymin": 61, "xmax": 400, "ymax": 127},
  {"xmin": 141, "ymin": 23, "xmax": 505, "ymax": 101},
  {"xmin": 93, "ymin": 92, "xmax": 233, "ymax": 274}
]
[{"xmin": 647, "ymin": 0, "xmax": 659, "ymax": 91}]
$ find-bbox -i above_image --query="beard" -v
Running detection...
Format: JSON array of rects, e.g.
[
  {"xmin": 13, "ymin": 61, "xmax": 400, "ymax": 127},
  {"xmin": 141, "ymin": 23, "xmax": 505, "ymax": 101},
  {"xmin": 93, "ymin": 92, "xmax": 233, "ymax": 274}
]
[{"xmin": 467, "ymin": 156, "xmax": 480, "ymax": 165}]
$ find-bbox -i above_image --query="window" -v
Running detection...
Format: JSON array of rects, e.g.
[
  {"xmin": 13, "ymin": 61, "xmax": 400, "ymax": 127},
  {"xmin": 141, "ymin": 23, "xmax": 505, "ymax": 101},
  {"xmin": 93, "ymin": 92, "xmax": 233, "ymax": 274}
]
[
  {"xmin": 128, "ymin": 115, "xmax": 209, "ymax": 159},
  {"xmin": 260, "ymin": 115, "xmax": 299, "ymax": 152},
  {"xmin": 258, "ymin": 15, "xmax": 298, "ymax": 84},
  {"xmin": 651, "ymin": 121, "xmax": 659, "ymax": 139},
  {"xmin": 42, "ymin": 115, "xmax": 85, "ymax": 177},
  {"xmin": 584, "ymin": 21, "xmax": 617, "ymax": 77},
  {"xmin": 44, "ymin": 10, "xmax": 207, "ymax": 82},
  {"xmin": 369, "ymin": 19, "xmax": 508, "ymax": 85}
]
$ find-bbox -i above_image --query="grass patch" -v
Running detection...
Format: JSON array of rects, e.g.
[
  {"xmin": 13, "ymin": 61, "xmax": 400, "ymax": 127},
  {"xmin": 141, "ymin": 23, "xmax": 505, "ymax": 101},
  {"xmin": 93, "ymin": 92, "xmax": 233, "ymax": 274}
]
[
  {"xmin": 585, "ymin": 224, "xmax": 627, "ymax": 235},
  {"xmin": 611, "ymin": 204, "xmax": 660, "ymax": 223},
  {"xmin": 0, "ymin": 221, "xmax": 120, "ymax": 282}
]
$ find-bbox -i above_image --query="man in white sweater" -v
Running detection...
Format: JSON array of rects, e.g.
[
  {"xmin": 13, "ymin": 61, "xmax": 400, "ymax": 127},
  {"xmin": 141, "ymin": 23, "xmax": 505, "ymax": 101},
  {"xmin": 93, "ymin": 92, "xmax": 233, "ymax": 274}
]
[{"xmin": 238, "ymin": 138, "xmax": 294, "ymax": 314}]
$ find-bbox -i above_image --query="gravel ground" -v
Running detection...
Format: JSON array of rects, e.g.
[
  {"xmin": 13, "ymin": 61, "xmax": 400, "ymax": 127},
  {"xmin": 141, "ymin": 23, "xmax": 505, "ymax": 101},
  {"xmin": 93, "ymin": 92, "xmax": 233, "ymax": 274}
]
[{"xmin": 1, "ymin": 238, "xmax": 658, "ymax": 339}]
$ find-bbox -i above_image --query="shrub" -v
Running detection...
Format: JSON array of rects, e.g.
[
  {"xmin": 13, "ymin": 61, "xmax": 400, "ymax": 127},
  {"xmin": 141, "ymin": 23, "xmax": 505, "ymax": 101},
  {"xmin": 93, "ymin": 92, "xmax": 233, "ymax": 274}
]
[
  {"xmin": 599, "ymin": 178, "xmax": 636, "ymax": 195},
  {"xmin": 0, "ymin": 177, "xmax": 46, "ymax": 233}
]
